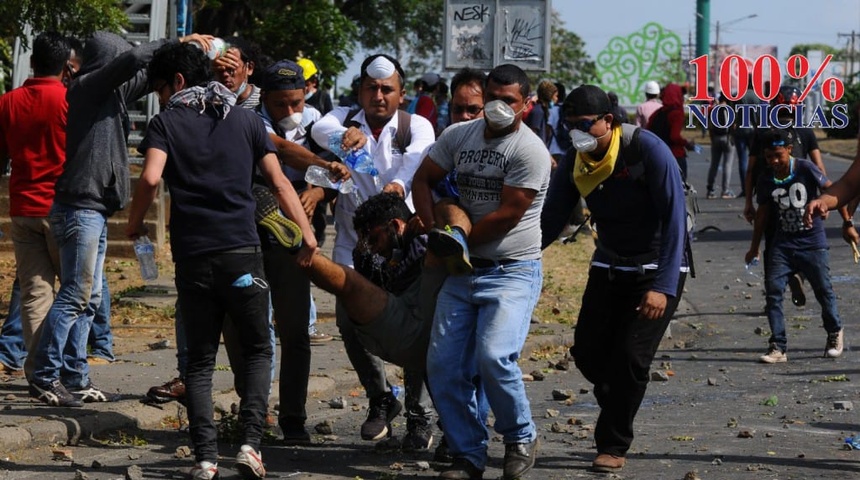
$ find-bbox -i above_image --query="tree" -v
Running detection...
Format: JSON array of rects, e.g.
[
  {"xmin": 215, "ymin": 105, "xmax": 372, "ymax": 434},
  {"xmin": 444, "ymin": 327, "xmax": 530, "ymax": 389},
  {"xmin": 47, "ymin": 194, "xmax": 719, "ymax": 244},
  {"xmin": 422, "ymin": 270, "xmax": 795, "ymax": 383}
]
[
  {"xmin": 547, "ymin": 12, "xmax": 597, "ymax": 91},
  {"xmin": 0, "ymin": 0, "xmax": 128, "ymax": 93},
  {"xmin": 788, "ymin": 43, "xmax": 841, "ymax": 58},
  {"xmin": 193, "ymin": 0, "xmax": 444, "ymax": 82}
]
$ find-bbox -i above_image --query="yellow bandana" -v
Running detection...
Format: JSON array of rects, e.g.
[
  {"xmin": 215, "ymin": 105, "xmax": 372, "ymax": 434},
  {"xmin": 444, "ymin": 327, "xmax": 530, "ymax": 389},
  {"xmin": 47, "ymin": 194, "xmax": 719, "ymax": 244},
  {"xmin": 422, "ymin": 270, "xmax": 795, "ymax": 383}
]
[{"xmin": 572, "ymin": 125, "xmax": 622, "ymax": 197}]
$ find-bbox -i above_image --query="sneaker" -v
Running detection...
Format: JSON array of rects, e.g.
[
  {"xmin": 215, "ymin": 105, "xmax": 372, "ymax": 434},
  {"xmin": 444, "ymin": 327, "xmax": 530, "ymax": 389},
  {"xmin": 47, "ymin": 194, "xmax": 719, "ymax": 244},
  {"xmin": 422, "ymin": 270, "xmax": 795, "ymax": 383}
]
[
  {"xmin": 252, "ymin": 184, "xmax": 303, "ymax": 252},
  {"xmin": 439, "ymin": 457, "xmax": 484, "ymax": 479},
  {"xmin": 788, "ymin": 273, "xmax": 806, "ymax": 307},
  {"xmin": 592, "ymin": 453, "xmax": 626, "ymax": 473},
  {"xmin": 721, "ymin": 190, "xmax": 735, "ymax": 199},
  {"xmin": 759, "ymin": 344, "xmax": 788, "ymax": 364},
  {"xmin": 308, "ymin": 328, "xmax": 333, "ymax": 345},
  {"xmin": 190, "ymin": 461, "xmax": 219, "ymax": 480},
  {"xmin": 360, "ymin": 392, "xmax": 403, "ymax": 441},
  {"xmin": 71, "ymin": 382, "xmax": 120, "ymax": 402},
  {"xmin": 434, "ymin": 436, "xmax": 454, "ymax": 463},
  {"xmin": 826, "ymin": 329, "xmax": 844, "ymax": 358},
  {"xmin": 428, "ymin": 225, "xmax": 472, "ymax": 275},
  {"xmin": 706, "ymin": 190, "xmax": 717, "ymax": 199},
  {"xmin": 402, "ymin": 418, "xmax": 434, "ymax": 451},
  {"xmin": 147, "ymin": 377, "xmax": 186, "ymax": 404},
  {"xmin": 0, "ymin": 361, "xmax": 24, "ymax": 378},
  {"xmin": 502, "ymin": 439, "xmax": 538, "ymax": 480},
  {"xmin": 281, "ymin": 423, "xmax": 312, "ymax": 446},
  {"xmin": 29, "ymin": 379, "xmax": 83, "ymax": 407},
  {"xmin": 235, "ymin": 445, "xmax": 265, "ymax": 479}
]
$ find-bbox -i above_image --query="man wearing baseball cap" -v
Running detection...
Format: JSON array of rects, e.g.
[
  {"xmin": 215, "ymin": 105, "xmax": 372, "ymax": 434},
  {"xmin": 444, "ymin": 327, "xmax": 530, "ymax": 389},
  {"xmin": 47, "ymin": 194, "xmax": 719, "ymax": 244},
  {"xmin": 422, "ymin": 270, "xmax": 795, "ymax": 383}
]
[{"xmin": 635, "ymin": 80, "xmax": 661, "ymax": 127}]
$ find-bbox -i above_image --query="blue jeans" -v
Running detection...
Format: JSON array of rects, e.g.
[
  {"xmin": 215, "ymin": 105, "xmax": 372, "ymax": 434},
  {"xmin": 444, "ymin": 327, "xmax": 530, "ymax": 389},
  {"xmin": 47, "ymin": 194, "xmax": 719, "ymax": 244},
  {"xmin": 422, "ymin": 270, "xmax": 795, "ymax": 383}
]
[
  {"xmin": 426, "ymin": 259, "xmax": 541, "ymax": 470},
  {"xmin": 765, "ymin": 246, "xmax": 842, "ymax": 352},
  {"xmin": 32, "ymin": 203, "xmax": 107, "ymax": 389},
  {"xmin": 87, "ymin": 276, "xmax": 115, "ymax": 361},
  {"xmin": 0, "ymin": 280, "xmax": 24, "ymax": 370}
]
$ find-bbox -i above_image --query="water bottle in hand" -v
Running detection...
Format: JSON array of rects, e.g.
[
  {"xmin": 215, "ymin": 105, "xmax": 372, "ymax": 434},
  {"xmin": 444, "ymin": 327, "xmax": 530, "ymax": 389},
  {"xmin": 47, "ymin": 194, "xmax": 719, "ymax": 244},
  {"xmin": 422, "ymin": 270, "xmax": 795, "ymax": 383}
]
[
  {"xmin": 134, "ymin": 236, "xmax": 158, "ymax": 281},
  {"xmin": 305, "ymin": 165, "xmax": 356, "ymax": 194}
]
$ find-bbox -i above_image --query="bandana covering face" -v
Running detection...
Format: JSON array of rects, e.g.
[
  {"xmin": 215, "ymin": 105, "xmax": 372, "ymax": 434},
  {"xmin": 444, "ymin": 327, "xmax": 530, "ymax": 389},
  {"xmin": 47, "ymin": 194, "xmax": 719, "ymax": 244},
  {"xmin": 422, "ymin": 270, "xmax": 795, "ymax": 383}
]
[
  {"xmin": 165, "ymin": 81, "xmax": 237, "ymax": 119},
  {"xmin": 572, "ymin": 125, "xmax": 622, "ymax": 197}
]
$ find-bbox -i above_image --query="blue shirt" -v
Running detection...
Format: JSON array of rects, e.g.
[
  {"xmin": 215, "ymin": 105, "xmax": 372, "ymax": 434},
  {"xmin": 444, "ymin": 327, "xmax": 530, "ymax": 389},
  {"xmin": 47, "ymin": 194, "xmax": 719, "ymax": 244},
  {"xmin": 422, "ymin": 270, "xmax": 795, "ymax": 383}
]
[{"xmin": 756, "ymin": 158, "xmax": 828, "ymax": 251}]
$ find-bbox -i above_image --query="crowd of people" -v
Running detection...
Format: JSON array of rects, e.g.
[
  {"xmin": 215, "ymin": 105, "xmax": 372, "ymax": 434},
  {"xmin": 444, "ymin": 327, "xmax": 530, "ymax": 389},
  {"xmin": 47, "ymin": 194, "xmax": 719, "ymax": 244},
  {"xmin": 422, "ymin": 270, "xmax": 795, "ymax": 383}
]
[{"xmin": 0, "ymin": 29, "xmax": 855, "ymax": 480}]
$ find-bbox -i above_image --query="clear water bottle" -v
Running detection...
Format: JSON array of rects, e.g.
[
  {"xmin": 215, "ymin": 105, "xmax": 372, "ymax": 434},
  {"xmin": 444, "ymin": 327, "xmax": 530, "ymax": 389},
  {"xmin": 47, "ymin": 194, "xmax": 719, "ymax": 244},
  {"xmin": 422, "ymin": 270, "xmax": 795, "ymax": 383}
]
[
  {"xmin": 305, "ymin": 165, "xmax": 363, "ymax": 205},
  {"xmin": 191, "ymin": 37, "xmax": 228, "ymax": 60},
  {"xmin": 134, "ymin": 236, "xmax": 158, "ymax": 281},
  {"xmin": 745, "ymin": 257, "xmax": 760, "ymax": 278},
  {"xmin": 327, "ymin": 131, "xmax": 379, "ymax": 176}
]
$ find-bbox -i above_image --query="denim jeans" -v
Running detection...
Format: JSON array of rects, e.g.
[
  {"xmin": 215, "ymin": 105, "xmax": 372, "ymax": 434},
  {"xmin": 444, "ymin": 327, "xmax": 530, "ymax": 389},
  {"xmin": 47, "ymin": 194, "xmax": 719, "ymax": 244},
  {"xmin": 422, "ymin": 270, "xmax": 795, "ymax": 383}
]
[
  {"xmin": 176, "ymin": 250, "xmax": 272, "ymax": 463},
  {"xmin": 32, "ymin": 203, "xmax": 107, "ymax": 389},
  {"xmin": 0, "ymin": 280, "xmax": 24, "ymax": 370},
  {"xmin": 87, "ymin": 276, "xmax": 115, "ymax": 361},
  {"xmin": 765, "ymin": 246, "xmax": 842, "ymax": 352},
  {"xmin": 426, "ymin": 259, "xmax": 542, "ymax": 470},
  {"xmin": 707, "ymin": 134, "xmax": 734, "ymax": 194},
  {"xmin": 572, "ymin": 267, "xmax": 686, "ymax": 457}
]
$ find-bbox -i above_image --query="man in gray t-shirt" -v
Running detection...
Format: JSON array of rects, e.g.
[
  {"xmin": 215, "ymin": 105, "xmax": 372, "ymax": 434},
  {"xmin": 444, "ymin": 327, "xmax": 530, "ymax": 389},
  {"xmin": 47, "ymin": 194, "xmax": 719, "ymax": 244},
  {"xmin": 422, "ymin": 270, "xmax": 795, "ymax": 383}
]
[{"xmin": 412, "ymin": 64, "xmax": 550, "ymax": 480}]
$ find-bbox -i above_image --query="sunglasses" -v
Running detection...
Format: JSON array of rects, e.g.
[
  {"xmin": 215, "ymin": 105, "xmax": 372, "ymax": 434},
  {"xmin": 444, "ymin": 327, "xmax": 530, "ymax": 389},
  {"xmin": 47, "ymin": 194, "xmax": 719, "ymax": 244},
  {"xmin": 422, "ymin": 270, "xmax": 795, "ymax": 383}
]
[
  {"xmin": 451, "ymin": 105, "xmax": 484, "ymax": 116},
  {"xmin": 565, "ymin": 114, "xmax": 606, "ymax": 133}
]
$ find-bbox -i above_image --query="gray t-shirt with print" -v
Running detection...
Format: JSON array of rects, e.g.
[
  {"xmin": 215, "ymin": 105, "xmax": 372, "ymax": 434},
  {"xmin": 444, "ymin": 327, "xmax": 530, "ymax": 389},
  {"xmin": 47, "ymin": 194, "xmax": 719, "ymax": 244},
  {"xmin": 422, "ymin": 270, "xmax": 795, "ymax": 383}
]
[{"xmin": 429, "ymin": 119, "xmax": 551, "ymax": 260}]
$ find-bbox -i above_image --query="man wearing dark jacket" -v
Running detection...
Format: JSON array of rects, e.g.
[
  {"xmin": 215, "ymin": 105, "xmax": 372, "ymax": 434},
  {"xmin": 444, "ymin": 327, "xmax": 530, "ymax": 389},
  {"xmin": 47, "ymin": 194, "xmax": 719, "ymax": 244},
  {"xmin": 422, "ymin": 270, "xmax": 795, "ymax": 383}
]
[{"xmin": 29, "ymin": 31, "xmax": 213, "ymax": 407}]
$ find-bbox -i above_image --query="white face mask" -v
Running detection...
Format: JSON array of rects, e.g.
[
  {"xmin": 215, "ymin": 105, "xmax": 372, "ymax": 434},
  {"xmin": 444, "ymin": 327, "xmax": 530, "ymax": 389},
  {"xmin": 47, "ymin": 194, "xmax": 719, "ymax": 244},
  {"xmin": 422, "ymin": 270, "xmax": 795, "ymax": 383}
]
[
  {"xmin": 277, "ymin": 112, "xmax": 303, "ymax": 131},
  {"xmin": 483, "ymin": 99, "xmax": 524, "ymax": 130},
  {"xmin": 304, "ymin": 90, "xmax": 314, "ymax": 100},
  {"xmin": 570, "ymin": 128, "xmax": 611, "ymax": 153}
]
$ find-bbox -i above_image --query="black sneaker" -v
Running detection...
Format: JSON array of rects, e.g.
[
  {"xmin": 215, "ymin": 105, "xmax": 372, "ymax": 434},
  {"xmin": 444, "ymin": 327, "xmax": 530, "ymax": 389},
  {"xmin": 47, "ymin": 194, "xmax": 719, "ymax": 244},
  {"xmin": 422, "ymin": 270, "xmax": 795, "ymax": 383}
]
[
  {"xmin": 252, "ymin": 184, "xmax": 303, "ymax": 252},
  {"xmin": 401, "ymin": 417, "xmax": 434, "ymax": 451},
  {"xmin": 440, "ymin": 457, "xmax": 483, "ymax": 479},
  {"xmin": 502, "ymin": 439, "xmax": 538, "ymax": 480},
  {"xmin": 434, "ymin": 435, "xmax": 454, "ymax": 463},
  {"xmin": 281, "ymin": 423, "xmax": 312, "ymax": 446},
  {"xmin": 360, "ymin": 392, "xmax": 402, "ymax": 441},
  {"xmin": 788, "ymin": 273, "xmax": 806, "ymax": 307},
  {"xmin": 29, "ymin": 380, "xmax": 83, "ymax": 407},
  {"xmin": 71, "ymin": 382, "xmax": 120, "ymax": 402}
]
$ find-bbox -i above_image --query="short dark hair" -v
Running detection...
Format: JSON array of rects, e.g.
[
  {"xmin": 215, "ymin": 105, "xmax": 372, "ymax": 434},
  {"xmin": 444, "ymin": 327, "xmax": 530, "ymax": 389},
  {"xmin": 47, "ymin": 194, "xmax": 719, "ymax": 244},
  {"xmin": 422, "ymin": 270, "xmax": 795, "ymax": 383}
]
[
  {"xmin": 353, "ymin": 192, "xmax": 412, "ymax": 237},
  {"xmin": 148, "ymin": 43, "xmax": 211, "ymax": 90},
  {"xmin": 223, "ymin": 36, "xmax": 261, "ymax": 68},
  {"xmin": 486, "ymin": 64, "xmax": 529, "ymax": 99},
  {"xmin": 32, "ymin": 32, "xmax": 70, "ymax": 76},
  {"xmin": 451, "ymin": 68, "xmax": 486, "ymax": 97}
]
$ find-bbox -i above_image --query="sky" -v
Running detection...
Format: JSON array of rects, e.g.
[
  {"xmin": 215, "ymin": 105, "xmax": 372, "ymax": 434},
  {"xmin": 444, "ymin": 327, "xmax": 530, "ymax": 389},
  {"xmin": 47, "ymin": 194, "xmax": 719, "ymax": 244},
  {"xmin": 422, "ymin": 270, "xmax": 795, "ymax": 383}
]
[{"xmin": 334, "ymin": 0, "xmax": 860, "ymax": 97}]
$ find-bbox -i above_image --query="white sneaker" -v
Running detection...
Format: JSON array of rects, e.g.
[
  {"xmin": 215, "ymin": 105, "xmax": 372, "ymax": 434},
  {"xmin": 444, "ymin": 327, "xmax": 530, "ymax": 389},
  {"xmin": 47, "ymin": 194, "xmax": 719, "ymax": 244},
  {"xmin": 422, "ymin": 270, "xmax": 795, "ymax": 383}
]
[
  {"xmin": 235, "ymin": 445, "xmax": 265, "ymax": 479},
  {"xmin": 190, "ymin": 461, "xmax": 218, "ymax": 480},
  {"xmin": 759, "ymin": 344, "xmax": 788, "ymax": 364},
  {"xmin": 825, "ymin": 329, "xmax": 844, "ymax": 358}
]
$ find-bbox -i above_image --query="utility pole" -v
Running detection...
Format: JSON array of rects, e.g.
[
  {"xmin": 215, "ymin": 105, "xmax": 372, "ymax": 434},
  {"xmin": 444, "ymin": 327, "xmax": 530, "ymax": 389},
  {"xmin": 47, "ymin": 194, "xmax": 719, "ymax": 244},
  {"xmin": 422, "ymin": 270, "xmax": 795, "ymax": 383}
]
[{"xmin": 838, "ymin": 31, "xmax": 857, "ymax": 85}]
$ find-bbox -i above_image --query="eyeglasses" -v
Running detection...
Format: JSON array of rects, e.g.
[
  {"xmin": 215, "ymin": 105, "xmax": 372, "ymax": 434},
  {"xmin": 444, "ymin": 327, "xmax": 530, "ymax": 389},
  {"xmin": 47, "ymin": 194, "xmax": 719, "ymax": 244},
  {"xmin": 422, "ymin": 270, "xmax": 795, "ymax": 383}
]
[
  {"xmin": 451, "ymin": 105, "xmax": 484, "ymax": 116},
  {"xmin": 565, "ymin": 114, "xmax": 606, "ymax": 133}
]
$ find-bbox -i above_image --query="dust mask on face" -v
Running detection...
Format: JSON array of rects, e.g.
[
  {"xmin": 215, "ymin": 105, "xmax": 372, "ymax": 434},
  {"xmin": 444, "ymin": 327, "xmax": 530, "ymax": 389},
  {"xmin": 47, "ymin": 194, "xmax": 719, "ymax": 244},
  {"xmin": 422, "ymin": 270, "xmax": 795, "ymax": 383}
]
[
  {"xmin": 278, "ymin": 112, "xmax": 303, "ymax": 131},
  {"xmin": 570, "ymin": 127, "xmax": 611, "ymax": 153},
  {"xmin": 483, "ymin": 100, "xmax": 523, "ymax": 130}
]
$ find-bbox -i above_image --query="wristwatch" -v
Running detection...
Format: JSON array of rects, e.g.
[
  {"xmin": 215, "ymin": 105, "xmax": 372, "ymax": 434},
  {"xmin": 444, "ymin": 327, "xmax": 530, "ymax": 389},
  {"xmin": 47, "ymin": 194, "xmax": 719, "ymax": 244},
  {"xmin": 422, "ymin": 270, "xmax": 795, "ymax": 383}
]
[{"xmin": 844, "ymin": 218, "xmax": 855, "ymax": 228}]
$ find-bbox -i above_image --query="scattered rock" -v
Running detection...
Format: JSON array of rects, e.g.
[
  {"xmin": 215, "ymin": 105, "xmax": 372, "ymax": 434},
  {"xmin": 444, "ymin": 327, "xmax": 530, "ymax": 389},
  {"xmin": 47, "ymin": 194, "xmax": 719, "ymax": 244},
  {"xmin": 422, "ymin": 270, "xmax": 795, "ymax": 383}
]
[
  {"xmin": 712, "ymin": 458, "xmax": 723, "ymax": 465},
  {"xmin": 91, "ymin": 460, "xmax": 104, "ymax": 469},
  {"xmin": 551, "ymin": 389, "xmax": 573, "ymax": 401},
  {"xmin": 74, "ymin": 470, "xmax": 89, "ymax": 480},
  {"xmin": 737, "ymin": 429, "xmax": 755, "ymax": 438},
  {"xmin": 389, "ymin": 462, "xmax": 404, "ymax": 471},
  {"xmin": 683, "ymin": 471, "xmax": 702, "ymax": 480},
  {"xmin": 521, "ymin": 374, "xmax": 534, "ymax": 382},
  {"xmin": 723, "ymin": 285, "xmax": 730, "ymax": 290},
  {"xmin": 765, "ymin": 432, "xmax": 774, "ymax": 438},
  {"xmin": 651, "ymin": 371, "xmax": 670, "ymax": 382},
  {"xmin": 315, "ymin": 420, "xmax": 334, "ymax": 435},
  {"xmin": 550, "ymin": 422, "xmax": 567, "ymax": 433},
  {"xmin": 127, "ymin": 452, "xmax": 141, "ymax": 460},
  {"xmin": 754, "ymin": 327, "xmax": 765, "ymax": 335},
  {"xmin": 545, "ymin": 409, "xmax": 559, "ymax": 418},
  {"xmin": 126, "ymin": 465, "xmax": 144, "ymax": 480},
  {"xmin": 727, "ymin": 417, "xmax": 738, "ymax": 428},
  {"xmin": 834, "ymin": 401, "xmax": 854, "ymax": 411},
  {"xmin": 567, "ymin": 417, "xmax": 584, "ymax": 426},
  {"xmin": 414, "ymin": 461, "xmax": 431, "ymax": 471},
  {"xmin": 4, "ymin": 394, "xmax": 15, "ymax": 401},
  {"xmin": 707, "ymin": 377, "xmax": 718, "ymax": 386},
  {"xmin": 328, "ymin": 397, "xmax": 345, "ymax": 409},
  {"xmin": 174, "ymin": 446, "xmax": 192, "ymax": 458},
  {"xmin": 148, "ymin": 339, "xmax": 170, "ymax": 350},
  {"xmin": 554, "ymin": 359, "xmax": 570, "ymax": 371},
  {"xmin": 579, "ymin": 388, "xmax": 590, "ymax": 394},
  {"xmin": 529, "ymin": 370, "xmax": 546, "ymax": 381},
  {"xmin": 52, "ymin": 449, "xmax": 73, "ymax": 461}
]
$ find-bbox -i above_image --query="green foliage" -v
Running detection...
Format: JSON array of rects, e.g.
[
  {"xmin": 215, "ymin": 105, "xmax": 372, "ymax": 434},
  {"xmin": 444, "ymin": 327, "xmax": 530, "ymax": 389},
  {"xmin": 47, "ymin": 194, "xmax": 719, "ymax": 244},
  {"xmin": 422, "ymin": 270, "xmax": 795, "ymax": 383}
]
[
  {"xmin": 548, "ymin": 11, "xmax": 597, "ymax": 90},
  {"xmin": 826, "ymin": 80, "xmax": 860, "ymax": 138},
  {"xmin": 788, "ymin": 43, "xmax": 842, "ymax": 59},
  {"xmin": 0, "ymin": 0, "xmax": 127, "ymax": 41}
]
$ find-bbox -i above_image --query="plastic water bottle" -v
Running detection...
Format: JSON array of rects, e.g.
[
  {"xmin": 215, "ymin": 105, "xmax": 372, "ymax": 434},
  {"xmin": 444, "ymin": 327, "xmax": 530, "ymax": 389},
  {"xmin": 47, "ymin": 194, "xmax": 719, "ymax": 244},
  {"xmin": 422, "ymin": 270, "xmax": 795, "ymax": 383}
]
[
  {"xmin": 191, "ymin": 37, "xmax": 227, "ymax": 60},
  {"xmin": 305, "ymin": 165, "xmax": 363, "ymax": 205},
  {"xmin": 134, "ymin": 236, "xmax": 158, "ymax": 281},
  {"xmin": 693, "ymin": 144, "xmax": 703, "ymax": 154},
  {"xmin": 327, "ymin": 131, "xmax": 379, "ymax": 176},
  {"xmin": 745, "ymin": 257, "xmax": 760, "ymax": 278}
]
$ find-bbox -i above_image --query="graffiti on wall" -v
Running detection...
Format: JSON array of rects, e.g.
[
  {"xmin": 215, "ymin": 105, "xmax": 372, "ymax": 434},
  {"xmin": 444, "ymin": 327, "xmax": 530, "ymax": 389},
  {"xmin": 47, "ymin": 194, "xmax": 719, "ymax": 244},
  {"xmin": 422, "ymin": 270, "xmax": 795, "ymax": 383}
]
[{"xmin": 596, "ymin": 22, "xmax": 682, "ymax": 105}]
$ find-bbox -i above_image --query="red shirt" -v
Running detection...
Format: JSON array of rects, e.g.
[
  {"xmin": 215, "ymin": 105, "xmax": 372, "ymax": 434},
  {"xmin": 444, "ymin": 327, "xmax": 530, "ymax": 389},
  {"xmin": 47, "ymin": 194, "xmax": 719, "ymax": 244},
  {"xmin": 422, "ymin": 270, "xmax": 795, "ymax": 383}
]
[{"xmin": 0, "ymin": 77, "xmax": 67, "ymax": 217}]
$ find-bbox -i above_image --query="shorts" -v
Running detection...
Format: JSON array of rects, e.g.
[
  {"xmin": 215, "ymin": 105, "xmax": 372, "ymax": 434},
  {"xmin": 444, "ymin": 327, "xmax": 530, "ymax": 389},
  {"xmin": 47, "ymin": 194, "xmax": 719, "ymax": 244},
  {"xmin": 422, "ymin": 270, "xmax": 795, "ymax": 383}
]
[{"xmin": 354, "ymin": 266, "xmax": 447, "ymax": 371}]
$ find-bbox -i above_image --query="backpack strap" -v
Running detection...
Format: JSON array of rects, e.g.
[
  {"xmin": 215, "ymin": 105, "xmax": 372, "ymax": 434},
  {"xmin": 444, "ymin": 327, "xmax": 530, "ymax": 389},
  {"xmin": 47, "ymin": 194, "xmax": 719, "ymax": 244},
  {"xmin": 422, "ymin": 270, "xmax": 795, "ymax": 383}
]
[{"xmin": 394, "ymin": 110, "xmax": 412, "ymax": 154}]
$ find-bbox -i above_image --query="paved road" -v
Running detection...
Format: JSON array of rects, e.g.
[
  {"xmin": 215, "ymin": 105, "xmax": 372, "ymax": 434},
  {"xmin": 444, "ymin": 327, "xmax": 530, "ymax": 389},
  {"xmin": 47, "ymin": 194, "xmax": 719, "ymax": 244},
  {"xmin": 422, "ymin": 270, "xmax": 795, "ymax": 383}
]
[{"xmin": 2, "ymin": 147, "xmax": 860, "ymax": 479}]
